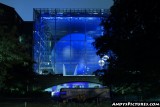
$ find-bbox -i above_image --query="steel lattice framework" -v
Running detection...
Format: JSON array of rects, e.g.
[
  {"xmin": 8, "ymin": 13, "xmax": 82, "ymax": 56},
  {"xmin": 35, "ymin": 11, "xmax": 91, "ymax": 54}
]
[{"xmin": 33, "ymin": 9, "xmax": 108, "ymax": 75}]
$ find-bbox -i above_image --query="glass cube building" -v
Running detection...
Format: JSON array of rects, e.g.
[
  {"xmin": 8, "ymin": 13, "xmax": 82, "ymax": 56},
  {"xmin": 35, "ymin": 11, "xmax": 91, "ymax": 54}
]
[{"xmin": 33, "ymin": 9, "xmax": 108, "ymax": 76}]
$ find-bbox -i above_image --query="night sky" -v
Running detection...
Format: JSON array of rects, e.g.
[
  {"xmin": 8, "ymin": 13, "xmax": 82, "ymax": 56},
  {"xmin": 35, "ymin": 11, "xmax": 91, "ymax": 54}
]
[{"xmin": 0, "ymin": 0, "xmax": 113, "ymax": 21}]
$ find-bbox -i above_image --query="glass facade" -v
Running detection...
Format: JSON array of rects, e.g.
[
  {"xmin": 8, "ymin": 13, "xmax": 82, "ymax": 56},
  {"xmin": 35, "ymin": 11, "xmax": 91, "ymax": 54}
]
[
  {"xmin": 33, "ymin": 9, "xmax": 108, "ymax": 75},
  {"xmin": 44, "ymin": 82, "xmax": 104, "ymax": 96}
]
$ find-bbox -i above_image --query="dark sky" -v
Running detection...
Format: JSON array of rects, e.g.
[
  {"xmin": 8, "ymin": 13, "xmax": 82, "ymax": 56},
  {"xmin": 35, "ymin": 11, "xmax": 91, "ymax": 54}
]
[{"xmin": 0, "ymin": 0, "xmax": 113, "ymax": 21}]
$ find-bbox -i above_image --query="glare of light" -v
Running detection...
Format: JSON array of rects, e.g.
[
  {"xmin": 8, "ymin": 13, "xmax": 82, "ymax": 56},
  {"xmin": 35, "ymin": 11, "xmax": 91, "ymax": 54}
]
[
  {"xmin": 19, "ymin": 36, "xmax": 22, "ymax": 43},
  {"xmin": 98, "ymin": 59, "xmax": 105, "ymax": 67},
  {"xmin": 56, "ymin": 17, "xmax": 63, "ymax": 19},
  {"xmin": 57, "ymin": 12, "xmax": 63, "ymax": 14},
  {"xmin": 44, "ymin": 87, "xmax": 52, "ymax": 92},
  {"xmin": 102, "ymin": 55, "xmax": 109, "ymax": 61},
  {"xmin": 42, "ymin": 17, "xmax": 55, "ymax": 20},
  {"xmin": 51, "ymin": 91, "xmax": 55, "ymax": 97},
  {"xmin": 93, "ymin": 12, "xmax": 98, "ymax": 14},
  {"xmin": 87, "ymin": 17, "xmax": 94, "ymax": 20},
  {"xmin": 63, "ymin": 46, "xmax": 72, "ymax": 58},
  {"xmin": 39, "ymin": 71, "xmax": 42, "ymax": 74}
]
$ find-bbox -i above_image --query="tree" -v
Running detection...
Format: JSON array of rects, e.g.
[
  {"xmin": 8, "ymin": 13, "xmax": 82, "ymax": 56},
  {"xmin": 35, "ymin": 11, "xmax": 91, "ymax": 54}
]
[
  {"xmin": 93, "ymin": 0, "xmax": 160, "ymax": 98},
  {"xmin": 0, "ymin": 25, "xmax": 34, "ymax": 93}
]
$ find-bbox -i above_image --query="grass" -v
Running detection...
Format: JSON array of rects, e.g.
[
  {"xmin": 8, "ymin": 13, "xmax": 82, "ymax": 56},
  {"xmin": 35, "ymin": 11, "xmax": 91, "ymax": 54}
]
[{"xmin": 0, "ymin": 101, "xmax": 111, "ymax": 107}]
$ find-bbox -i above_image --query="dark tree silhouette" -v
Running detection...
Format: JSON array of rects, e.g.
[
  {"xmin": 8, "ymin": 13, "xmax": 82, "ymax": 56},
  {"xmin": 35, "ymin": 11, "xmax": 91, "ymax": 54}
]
[
  {"xmin": 0, "ymin": 25, "xmax": 35, "ymax": 94},
  {"xmin": 93, "ymin": 0, "xmax": 160, "ymax": 98}
]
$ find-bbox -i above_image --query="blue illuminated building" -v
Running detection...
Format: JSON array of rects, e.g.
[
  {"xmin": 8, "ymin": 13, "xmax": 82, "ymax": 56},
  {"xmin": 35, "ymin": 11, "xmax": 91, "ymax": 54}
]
[
  {"xmin": 33, "ymin": 9, "xmax": 108, "ymax": 76},
  {"xmin": 44, "ymin": 81, "xmax": 104, "ymax": 97}
]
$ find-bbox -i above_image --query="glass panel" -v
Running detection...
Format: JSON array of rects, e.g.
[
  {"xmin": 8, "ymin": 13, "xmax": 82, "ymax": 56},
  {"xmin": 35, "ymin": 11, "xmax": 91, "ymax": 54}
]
[
  {"xmin": 55, "ymin": 64, "xmax": 63, "ymax": 74},
  {"xmin": 70, "ymin": 17, "xmax": 85, "ymax": 39},
  {"xmin": 34, "ymin": 10, "xmax": 104, "ymax": 75},
  {"xmin": 86, "ymin": 64, "xmax": 100, "ymax": 74},
  {"xmin": 71, "ymin": 41, "xmax": 85, "ymax": 54}
]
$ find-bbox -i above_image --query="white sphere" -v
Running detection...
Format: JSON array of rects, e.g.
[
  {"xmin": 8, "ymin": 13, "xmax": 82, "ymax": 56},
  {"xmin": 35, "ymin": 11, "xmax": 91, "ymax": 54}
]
[{"xmin": 98, "ymin": 59, "xmax": 105, "ymax": 66}]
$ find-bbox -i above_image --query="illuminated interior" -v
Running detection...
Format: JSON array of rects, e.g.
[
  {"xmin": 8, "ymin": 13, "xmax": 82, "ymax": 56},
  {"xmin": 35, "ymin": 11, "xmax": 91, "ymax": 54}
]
[
  {"xmin": 44, "ymin": 82, "xmax": 104, "ymax": 97},
  {"xmin": 33, "ymin": 9, "xmax": 108, "ymax": 75}
]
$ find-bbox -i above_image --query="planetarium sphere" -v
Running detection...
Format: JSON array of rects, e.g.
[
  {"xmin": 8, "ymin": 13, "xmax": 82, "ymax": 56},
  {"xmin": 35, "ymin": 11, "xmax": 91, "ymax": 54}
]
[{"xmin": 51, "ymin": 33, "xmax": 100, "ymax": 75}]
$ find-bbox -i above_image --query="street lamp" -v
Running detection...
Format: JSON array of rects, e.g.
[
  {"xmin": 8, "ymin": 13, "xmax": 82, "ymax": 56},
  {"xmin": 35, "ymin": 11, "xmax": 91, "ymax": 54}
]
[
  {"xmin": 102, "ymin": 55, "xmax": 109, "ymax": 61},
  {"xmin": 98, "ymin": 59, "xmax": 105, "ymax": 69},
  {"xmin": 98, "ymin": 55, "xmax": 109, "ymax": 69}
]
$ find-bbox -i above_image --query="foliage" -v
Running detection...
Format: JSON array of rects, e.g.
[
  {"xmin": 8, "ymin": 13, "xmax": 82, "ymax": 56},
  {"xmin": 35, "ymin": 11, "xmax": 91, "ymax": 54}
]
[
  {"xmin": 93, "ymin": 0, "xmax": 160, "ymax": 97},
  {"xmin": 0, "ymin": 25, "xmax": 34, "ymax": 92},
  {"xmin": 0, "ymin": 101, "xmax": 111, "ymax": 107}
]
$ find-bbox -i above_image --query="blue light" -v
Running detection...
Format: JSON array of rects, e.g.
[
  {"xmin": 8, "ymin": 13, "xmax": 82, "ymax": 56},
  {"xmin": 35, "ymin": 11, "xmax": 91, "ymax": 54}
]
[
  {"xmin": 44, "ymin": 81, "xmax": 104, "ymax": 97},
  {"xmin": 33, "ymin": 15, "xmax": 103, "ymax": 75},
  {"xmin": 42, "ymin": 17, "xmax": 55, "ymax": 20},
  {"xmin": 51, "ymin": 33, "xmax": 100, "ymax": 75}
]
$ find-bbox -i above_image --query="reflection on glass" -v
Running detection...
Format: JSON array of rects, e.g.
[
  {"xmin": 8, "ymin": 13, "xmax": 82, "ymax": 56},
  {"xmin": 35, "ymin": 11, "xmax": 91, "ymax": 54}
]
[{"xmin": 34, "ymin": 16, "xmax": 103, "ymax": 75}]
